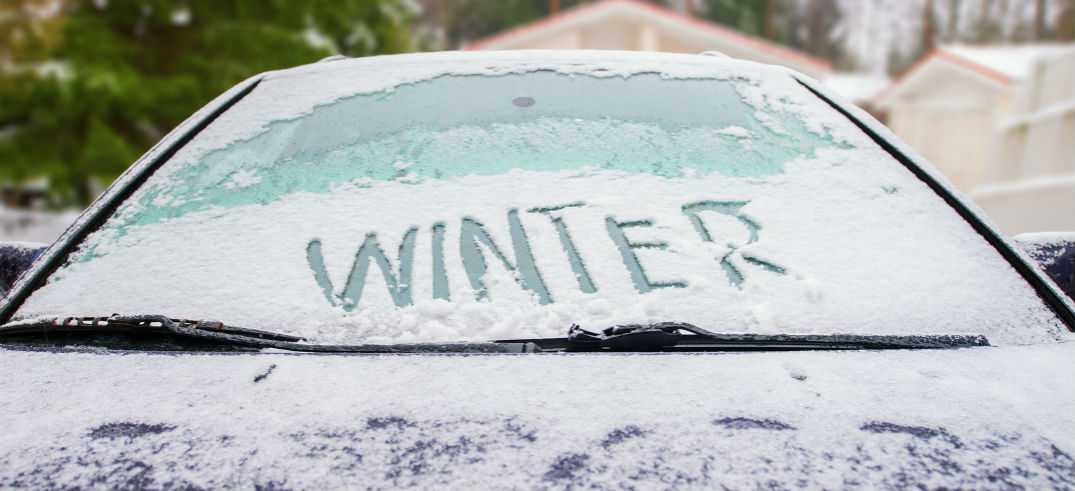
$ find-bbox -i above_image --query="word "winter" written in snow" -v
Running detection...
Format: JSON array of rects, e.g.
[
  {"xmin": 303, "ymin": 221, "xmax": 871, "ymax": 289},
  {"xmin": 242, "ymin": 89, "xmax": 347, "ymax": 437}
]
[{"xmin": 305, "ymin": 201, "xmax": 786, "ymax": 310}]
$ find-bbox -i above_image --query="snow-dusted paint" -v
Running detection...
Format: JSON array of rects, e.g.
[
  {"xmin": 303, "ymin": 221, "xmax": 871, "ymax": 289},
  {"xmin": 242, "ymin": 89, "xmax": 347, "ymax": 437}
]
[{"xmin": 0, "ymin": 342, "xmax": 1072, "ymax": 489}]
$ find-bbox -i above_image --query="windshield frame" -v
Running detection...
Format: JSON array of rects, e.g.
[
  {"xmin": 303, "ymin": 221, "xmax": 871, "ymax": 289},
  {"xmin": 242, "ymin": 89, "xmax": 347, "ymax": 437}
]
[{"xmin": 1, "ymin": 54, "xmax": 1071, "ymax": 333}]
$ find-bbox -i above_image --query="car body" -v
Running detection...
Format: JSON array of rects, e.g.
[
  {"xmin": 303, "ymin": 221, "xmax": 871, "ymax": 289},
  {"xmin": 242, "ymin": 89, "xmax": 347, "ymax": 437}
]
[
  {"xmin": 1014, "ymin": 232, "xmax": 1075, "ymax": 302},
  {"xmin": 0, "ymin": 243, "xmax": 45, "ymax": 299},
  {"xmin": 1, "ymin": 50, "xmax": 1073, "ymax": 490}
]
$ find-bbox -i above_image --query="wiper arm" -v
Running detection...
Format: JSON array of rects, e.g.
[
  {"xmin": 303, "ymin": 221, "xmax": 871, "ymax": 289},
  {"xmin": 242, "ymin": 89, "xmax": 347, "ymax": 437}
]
[
  {"xmin": 0, "ymin": 316, "xmax": 989, "ymax": 353},
  {"xmin": 495, "ymin": 322, "xmax": 990, "ymax": 352},
  {"xmin": 0, "ymin": 315, "xmax": 539, "ymax": 353}
]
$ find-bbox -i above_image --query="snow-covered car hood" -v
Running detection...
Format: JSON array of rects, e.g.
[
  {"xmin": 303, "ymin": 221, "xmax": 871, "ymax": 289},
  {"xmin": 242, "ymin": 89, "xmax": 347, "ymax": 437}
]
[{"xmin": 2, "ymin": 343, "xmax": 1072, "ymax": 490}]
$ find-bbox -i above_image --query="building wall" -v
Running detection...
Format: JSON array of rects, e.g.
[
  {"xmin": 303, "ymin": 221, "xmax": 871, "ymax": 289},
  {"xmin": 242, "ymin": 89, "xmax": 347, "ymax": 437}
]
[
  {"xmin": 506, "ymin": 20, "xmax": 701, "ymax": 53},
  {"xmin": 511, "ymin": 28, "xmax": 583, "ymax": 50},
  {"xmin": 882, "ymin": 68, "xmax": 1012, "ymax": 193},
  {"xmin": 582, "ymin": 22, "xmax": 632, "ymax": 50},
  {"xmin": 470, "ymin": 7, "xmax": 830, "ymax": 79},
  {"xmin": 656, "ymin": 31, "xmax": 700, "ymax": 54},
  {"xmin": 973, "ymin": 48, "xmax": 1075, "ymax": 235},
  {"xmin": 921, "ymin": 108, "xmax": 995, "ymax": 189}
]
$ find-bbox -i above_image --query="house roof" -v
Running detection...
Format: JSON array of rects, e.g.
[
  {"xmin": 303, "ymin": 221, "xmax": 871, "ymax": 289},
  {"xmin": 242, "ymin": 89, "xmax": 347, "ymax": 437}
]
[
  {"xmin": 943, "ymin": 44, "xmax": 1071, "ymax": 80},
  {"xmin": 824, "ymin": 73, "xmax": 890, "ymax": 104},
  {"xmin": 462, "ymin": 0, "xmax": 831, "ymax": 75},
  {"xmin": 873, "ymin": 44, "xmax": 1072, "ymax": 108}
]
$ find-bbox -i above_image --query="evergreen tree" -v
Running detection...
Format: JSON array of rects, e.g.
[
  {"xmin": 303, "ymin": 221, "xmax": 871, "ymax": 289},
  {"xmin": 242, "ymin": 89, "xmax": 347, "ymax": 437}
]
[
  {"xmin": 0, "ymin": 0, "xmax": 418, "ymax": 207},
  {"xmin": 700, "ymin": 0, "xmax": 775, "ymax": 40}
]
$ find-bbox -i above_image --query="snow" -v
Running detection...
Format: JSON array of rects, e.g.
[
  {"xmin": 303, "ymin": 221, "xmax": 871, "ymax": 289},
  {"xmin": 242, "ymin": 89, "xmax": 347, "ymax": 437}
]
[
  {"xmin": 1014, "ymin": 232, "xmax": 1075, "ymax": 246},
  {"xmin": 5, "ymin": 50, "xmax": 1071, "ymax": 346},
  {"xmin": 1012, "ymin": 231, "xmax": 1074, "ymax": 265},
  {"xmin": 826, "ymin": 0, "xmax": 1071, "ymax": 75},
  {"xmin": 222, "ymin": 168, "xmax": 261, "ymax": 189},
  {"xmin": 822, "ymin": 73, "xmax": 890, "ymax": 104},
  {"xmin": 304, "ymin": 27, "xmax": 335, "ymax": 52},
  {"xmin": 0, "ymin": 241, "xmax": 47, "ymax": 252},
  {"xmin": 713, "ymin": 125, "xmax": 754, "ymax": 138},
  {"xmin": 170, "ymin": 50, "xmax": 806, "ymax": 163},
  {"xmin": 796, "ymin": 69, "xmax": 1075, "ymax": 309},
  {"xmin": 831, "ymin": 0, "xmax": 925, "ymax": 75},
  {"xmin": 0, "ymin": 207, "xmax": 80, "ymax": 244},
  {"xmin": 0, "ymin": 342, "xmax": 1071, "ymax": 489},
  {"xmin": 943, "ymin": 44, "xmax": 1073, "ymax": 80},
  {"xmin": 170, "ymin": 6, "xmax": 191, "ymax": 26},
  {"xmin": 0, "ymin": 72, "xmax": 264, "ymax": 310}
]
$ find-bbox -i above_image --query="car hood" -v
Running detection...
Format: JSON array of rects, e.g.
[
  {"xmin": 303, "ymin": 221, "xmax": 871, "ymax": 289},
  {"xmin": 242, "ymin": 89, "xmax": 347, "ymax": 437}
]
[{"xmin": 1, "ymin": 342, "xmax": 1073, "ymax": 490}]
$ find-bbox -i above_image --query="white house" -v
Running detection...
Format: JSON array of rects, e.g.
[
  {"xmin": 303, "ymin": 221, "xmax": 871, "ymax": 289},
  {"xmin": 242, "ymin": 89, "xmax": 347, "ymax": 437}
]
[
  {"xmin": 463, "ymin": 0, "xmax": 832, "ymax": 80},
  {"xmin": 972, "ymin": 46, "xmax": 1075, "ymax": 235},
  {"xmin": 873, "ymin": 44, "xmax": 1071, "ymax": 194}
]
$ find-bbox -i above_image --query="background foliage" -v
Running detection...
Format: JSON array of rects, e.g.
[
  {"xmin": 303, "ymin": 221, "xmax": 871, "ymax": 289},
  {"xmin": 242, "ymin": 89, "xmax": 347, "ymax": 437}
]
[
  {"xmin": 1, "ymin": 0, "xmax": 417, "ymax": 207},
  {"xmin": 2, "ymin": 0, "xmax": 1071, "ymax": 207}
]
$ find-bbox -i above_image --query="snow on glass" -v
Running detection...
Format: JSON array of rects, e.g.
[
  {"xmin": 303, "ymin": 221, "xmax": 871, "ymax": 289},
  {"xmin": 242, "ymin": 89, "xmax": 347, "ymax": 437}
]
[{"xmin": 14, "ymin": 52, "xmax": 1067, "ymax": 345}]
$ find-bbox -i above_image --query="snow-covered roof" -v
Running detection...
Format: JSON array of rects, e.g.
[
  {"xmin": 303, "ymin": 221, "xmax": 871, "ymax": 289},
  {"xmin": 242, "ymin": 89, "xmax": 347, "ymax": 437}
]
[
  {"xmin": 822, "ymin": 73, "xmax": 890, "ymax": 105},
  {"xmin": 462, "ymin": 0, "xmax": 831, "ymax": 78},
  {"xmin": 874, "ymin": 43, "xmax": 1075, "ymax": 108},
  {"xmin": 942, "ymin": 44, "xmax": 1072, "ymax": 81}
]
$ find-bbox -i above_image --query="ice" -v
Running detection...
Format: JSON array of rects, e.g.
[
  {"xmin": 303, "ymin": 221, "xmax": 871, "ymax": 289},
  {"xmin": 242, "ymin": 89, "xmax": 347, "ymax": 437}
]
[{"xmin": 6, "ymin": 51, "xmax": 1070, "ymax": 345}]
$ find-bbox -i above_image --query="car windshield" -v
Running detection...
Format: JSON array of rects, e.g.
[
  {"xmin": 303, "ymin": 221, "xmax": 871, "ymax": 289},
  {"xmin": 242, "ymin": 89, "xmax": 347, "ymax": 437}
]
[{"xmin": 8, "ymin": 53, "xmax": 1067, "ymax": 346}]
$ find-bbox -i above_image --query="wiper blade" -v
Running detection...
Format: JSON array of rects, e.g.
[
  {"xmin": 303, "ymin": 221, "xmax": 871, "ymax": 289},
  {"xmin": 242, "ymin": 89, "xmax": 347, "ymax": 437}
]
[
  {"xmin": 0, "ymin": 315, "xmax": 539, "ymax": 353},
  {"xmin": 495, "ymin": 322, "xmax": 990, "ymax": 352},
  {"xmin": 0, "ymin": 316, "xmax": 989, "ymax": 353}
]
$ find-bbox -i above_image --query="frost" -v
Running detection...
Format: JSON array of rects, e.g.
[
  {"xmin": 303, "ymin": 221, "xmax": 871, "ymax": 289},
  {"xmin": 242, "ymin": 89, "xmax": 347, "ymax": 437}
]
[
  {"xmin": 222, "ymin": 169, "xmax": 261, "ymax": 189},
  {"xmin": 714, "ymin": 126, "xmax": 754, "ymax": 138},
  {"xmin": 7, "ymin": 51, "xmax": 1069, "ymax": 346}
]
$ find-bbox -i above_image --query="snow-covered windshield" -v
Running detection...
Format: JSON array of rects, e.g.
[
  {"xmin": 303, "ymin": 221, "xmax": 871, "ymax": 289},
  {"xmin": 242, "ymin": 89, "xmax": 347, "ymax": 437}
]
[{"xmin": 12, "ymin": 54, "xmax": 1067, "ymax": 345}]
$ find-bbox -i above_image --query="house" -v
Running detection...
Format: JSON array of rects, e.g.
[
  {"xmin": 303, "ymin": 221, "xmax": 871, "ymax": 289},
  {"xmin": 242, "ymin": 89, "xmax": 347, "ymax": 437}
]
[
  {"xmin": 463, "ymin": 0, "xmax": 831, "ymax": 80},
  {"xmin": 972, "ymin": 46, "xmax": 1075, "ymax": 235},
  {"xmin": 873, "ymin": 44, "xmax": 1071, "ymax": 196},
  {"xmin": 462, "ymin": 0, "xmax": 900, "ymax": 107}
]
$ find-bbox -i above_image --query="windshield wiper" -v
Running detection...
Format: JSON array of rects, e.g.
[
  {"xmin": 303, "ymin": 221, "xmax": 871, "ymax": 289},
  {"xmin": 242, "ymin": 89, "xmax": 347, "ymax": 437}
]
[
  {"xmin": 0, "ymin": 316, "xmax": 988, "ymax": 353},
  {"xmin": 0, "ymin": 315, "xmax": 538, "ymax": 353},
  {"xmin": 494, "ymin": 322, "xmax": 990, "ymax": 352}
]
